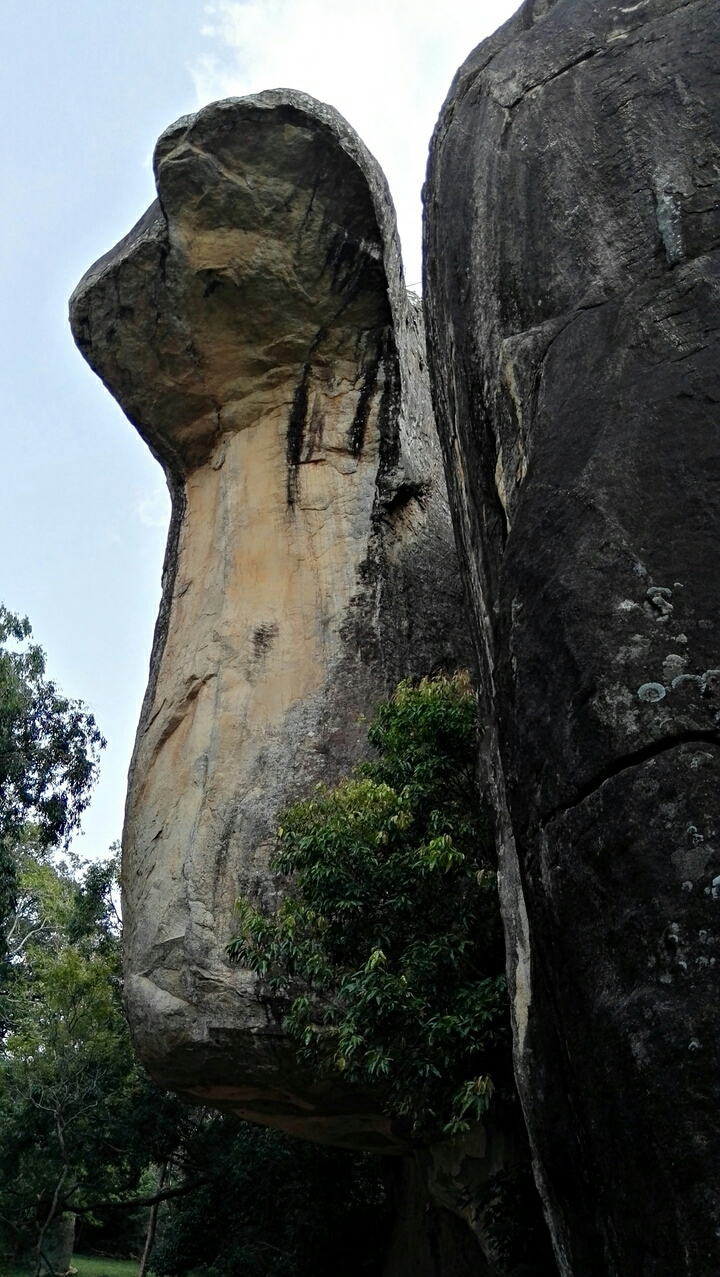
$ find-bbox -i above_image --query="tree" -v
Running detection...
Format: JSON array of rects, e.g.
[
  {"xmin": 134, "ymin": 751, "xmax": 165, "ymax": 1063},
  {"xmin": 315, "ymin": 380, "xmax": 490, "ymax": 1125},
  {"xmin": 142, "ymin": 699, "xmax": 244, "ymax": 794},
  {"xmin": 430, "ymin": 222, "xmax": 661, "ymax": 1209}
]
[
  {"xmin": 152, "ymin": 1114, "xmax": 393, "ymax": 1277},
  {"xmin": 0, "ymin": 606, "xmax": 104, "ymax": 967},
  {"xmin": 228, "ymin": 673, "xmax": 510, "ymax": 1139},
  {"xmin": 0, "ymin": 854, "xmax": 188, "ymax": 1273},
  {"xmin": 0, "ymin": 605, "xmax": 398, "ymax": 1277},
  {"xmin": 0, "ymin": 834, "xmax": 393, "ymax": 1277},
  {"xmin": 0, "ymin": 605, "xmax": 191, "ymax": 1271},
  {"xmin": 227, "ymin": 673, "xmax": 560, "ymax": 1277}
]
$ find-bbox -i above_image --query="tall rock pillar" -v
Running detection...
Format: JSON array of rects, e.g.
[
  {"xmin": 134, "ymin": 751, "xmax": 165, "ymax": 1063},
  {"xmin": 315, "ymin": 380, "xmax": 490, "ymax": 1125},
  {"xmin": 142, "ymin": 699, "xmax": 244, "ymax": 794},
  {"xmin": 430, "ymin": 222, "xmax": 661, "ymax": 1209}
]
[
  {"xmin": 424, "ymin": 1, "xmax": 720, "ymax": 1272},
  {"xmin": 71, "ymin": 91, "xmax": 472, "ymax": 1150}
]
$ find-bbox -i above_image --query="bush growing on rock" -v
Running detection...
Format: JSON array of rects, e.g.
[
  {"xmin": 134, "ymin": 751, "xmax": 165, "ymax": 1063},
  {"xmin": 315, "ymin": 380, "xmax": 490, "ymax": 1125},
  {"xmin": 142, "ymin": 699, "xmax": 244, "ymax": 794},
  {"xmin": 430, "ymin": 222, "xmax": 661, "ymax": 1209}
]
[{"xmin": 228, "ymin": 672, "xmax": 511, "ymax": 1139}]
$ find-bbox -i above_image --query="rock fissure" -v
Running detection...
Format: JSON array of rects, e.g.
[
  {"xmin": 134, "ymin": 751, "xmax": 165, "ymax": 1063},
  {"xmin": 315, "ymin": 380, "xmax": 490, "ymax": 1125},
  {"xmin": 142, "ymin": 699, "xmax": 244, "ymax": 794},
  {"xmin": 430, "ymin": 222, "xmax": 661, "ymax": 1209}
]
[
  {"xmin": 285, "ymin": 363, "xmax": 311, "ymax": 505},
  {"xmin": 495, "ymin": 47, "xmax": 606, "ymax": 112},
  {"xmin": 539, "ymin": 730, "xmax": 720, "ymax": 829},
  {"xmin": 347, "ymin": 351, "xmax": 381, "ymax": 455}
]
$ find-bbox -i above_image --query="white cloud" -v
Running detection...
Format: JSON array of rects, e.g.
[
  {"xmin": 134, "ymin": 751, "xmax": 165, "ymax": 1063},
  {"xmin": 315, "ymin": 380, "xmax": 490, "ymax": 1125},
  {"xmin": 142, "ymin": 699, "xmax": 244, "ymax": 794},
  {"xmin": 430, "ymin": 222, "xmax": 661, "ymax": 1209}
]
[
  {"xmin": 135, "ymin": 484, "xmax": 171, "ymax": 530},
  {"xmin": 191, "ymin": 0, "xmax": 521, "ymax": 287}
]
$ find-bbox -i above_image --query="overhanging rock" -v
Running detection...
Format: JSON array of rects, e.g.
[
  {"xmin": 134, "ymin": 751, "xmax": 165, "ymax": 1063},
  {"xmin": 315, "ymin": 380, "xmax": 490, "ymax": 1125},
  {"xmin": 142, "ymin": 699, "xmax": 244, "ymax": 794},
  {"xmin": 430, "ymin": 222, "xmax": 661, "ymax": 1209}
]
[{"xmin": 71, "ymin": 90, "xmax": 472, "ymax": 1151}]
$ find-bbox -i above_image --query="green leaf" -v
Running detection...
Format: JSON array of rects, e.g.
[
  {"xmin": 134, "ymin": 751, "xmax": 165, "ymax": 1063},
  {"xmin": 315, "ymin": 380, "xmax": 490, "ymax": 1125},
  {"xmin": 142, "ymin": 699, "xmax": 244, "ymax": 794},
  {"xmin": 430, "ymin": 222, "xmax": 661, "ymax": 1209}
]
[{"xmin": 225, "ymin": 672, "xmax": 509, "ymax": 1138}]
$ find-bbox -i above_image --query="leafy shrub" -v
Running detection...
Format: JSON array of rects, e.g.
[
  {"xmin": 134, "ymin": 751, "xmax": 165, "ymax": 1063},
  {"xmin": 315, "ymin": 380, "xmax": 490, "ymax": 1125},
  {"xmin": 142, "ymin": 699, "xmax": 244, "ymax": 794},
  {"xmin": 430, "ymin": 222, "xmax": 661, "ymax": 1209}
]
[
  {"xmin": 0, "ymin": 604, "xmax": 104, "ymax": 971},
  {"xmin": 0, "ymin": 853, "xmax": 187, "ymax": 1269},
  {"xmin": 228, "ymin": 673, "xmax": 510, "ymax": 1138}
]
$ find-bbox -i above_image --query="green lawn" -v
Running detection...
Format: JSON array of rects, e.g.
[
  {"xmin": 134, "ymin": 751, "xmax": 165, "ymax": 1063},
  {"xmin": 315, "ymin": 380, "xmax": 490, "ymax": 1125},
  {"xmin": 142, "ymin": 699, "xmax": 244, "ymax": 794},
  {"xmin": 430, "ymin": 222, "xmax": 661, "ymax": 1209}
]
[
  {"xmin": 0, "ymin": 1257, "xmax": 140, "ymax": 1277},
  {"xmin": 73, "ymin": 1257, "xmax": 139, "ymax": 1277}
]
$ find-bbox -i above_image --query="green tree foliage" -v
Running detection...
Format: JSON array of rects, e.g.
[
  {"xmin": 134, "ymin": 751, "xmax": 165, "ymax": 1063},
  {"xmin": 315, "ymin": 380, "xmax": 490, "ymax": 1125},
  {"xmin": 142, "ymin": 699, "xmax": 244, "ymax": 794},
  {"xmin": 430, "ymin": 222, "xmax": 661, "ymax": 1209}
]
[
  {"xmin": 0, "ymin": 853, "xmax": 186, "ymax": 1271},
  {"xmin": 0, "ymin": 606, "xmax": 104, "ymax": 966},
  {"xmin": 152, "ymin": 1115, "xmax": 393, "ymax": 1277},
  {"xmin": 0, "ymin": 850, "xmax": 394, "ymax": 1277},
  {"xmin": 0, "ymin": 607, "xmax": 395, "ymax": 1276},
  {"xmin": 228, "ymin": 673, "xmax": 510, "ymax": 1138},
  {"xmin": 0, "ymin": 605, "xmax": 189, "ymax": 1269}
]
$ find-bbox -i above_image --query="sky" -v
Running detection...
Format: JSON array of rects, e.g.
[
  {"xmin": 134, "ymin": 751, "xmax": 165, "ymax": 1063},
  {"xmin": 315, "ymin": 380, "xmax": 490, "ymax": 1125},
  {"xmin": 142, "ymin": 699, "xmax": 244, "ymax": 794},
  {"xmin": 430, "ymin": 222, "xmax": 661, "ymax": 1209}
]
[{"xmin": 1, "ymin": 0, "xmax": 520, "ymax": 860}]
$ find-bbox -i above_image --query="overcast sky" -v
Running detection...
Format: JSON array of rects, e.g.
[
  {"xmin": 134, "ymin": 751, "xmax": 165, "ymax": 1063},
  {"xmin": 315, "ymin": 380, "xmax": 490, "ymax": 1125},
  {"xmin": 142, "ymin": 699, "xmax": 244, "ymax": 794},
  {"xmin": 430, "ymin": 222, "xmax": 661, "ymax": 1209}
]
[{"xmin": 1, "ymin": 0, "xmax": 519, "ymax": 860}]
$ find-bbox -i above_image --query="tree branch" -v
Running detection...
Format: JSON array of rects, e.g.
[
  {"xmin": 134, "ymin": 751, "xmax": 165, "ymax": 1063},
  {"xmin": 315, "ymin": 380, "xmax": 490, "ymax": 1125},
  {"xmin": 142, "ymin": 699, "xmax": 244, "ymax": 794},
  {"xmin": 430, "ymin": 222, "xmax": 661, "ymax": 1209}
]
[
  {"xmin": 11, "ymin": 919, "xmax": 51, "ymax": 955},
  {"xmin": 69, "ymin": 1178, "xmax": 210, "ymax": 1215}
]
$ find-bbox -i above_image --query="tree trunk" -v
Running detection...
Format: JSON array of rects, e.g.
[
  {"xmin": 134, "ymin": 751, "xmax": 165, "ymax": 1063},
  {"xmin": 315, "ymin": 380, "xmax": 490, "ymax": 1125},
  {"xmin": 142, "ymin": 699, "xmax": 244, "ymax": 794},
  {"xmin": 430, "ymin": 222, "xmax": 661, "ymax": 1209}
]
[
  {"xmin": 38, "ymin": 1214, "xmax": 75, "ymax": 1276},
  {"xmin": 35, "ymin": 1161, "xmax": 69, "ymax": 1277},
  {"xmin": 138, "ymin": 1162, "xmax": 167, "ymax": 1277}
]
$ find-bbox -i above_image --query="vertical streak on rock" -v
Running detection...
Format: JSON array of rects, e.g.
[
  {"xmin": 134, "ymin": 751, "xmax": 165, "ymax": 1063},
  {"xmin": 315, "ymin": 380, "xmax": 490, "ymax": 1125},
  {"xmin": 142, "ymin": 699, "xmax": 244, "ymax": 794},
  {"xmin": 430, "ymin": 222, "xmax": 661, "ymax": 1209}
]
[
  {"xmin": 348, "ymin": 352, "xmax": 381, "ymax": 457},
  {"xmin": 286, "ymin": 363, "xmax": 310, "ymax": 507}
]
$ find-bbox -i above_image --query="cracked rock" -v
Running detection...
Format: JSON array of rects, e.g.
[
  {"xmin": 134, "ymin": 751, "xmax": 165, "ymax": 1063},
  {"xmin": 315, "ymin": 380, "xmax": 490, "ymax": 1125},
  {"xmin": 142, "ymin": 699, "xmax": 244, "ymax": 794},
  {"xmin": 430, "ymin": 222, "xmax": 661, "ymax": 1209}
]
[{"xmin": 424, "ymin": 0, "xmax": 720, "ymax": 1271}]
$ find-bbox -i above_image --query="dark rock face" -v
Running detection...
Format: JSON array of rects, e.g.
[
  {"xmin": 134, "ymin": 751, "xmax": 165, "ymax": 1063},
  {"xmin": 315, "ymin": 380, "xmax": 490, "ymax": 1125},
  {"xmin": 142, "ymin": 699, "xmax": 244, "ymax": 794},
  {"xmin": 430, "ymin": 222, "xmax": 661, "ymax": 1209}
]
[
  {"xmin": 70, "ymin": 91, "xmax": 473, "ymax": 1151},
  {"xmin": 383, "ymin": 1158, "xmax": 492, "ymax": 1277},
  {"xmin": 424, "ymin": 1, "xmax": 720, "ymax": 1272}
]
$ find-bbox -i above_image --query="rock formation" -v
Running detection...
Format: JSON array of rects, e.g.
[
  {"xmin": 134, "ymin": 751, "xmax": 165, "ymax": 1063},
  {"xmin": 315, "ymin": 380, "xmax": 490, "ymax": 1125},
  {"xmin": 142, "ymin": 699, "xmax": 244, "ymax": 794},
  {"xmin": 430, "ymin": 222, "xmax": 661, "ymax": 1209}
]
[
  {"xmin": 70, "ymin": 91, "xmax": 473, "ymax": 1152},
  {"xmin": 382, "ymin": 1158, "xmax": 494, "ymax": 1277},
  {"xmin": 424, "ymin": 1, "xmax": 720, "ymax": 1273}
]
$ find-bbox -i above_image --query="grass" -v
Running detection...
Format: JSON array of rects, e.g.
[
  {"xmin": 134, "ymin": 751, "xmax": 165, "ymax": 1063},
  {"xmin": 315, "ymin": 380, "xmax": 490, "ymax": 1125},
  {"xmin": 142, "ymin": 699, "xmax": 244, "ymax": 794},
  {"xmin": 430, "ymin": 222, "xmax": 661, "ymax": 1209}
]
[
  {"xmin": 0, "ymin": 1256, "xmax": 140, "ymax": 1277},
  {"xmin": 73, "ymin": 1257, "xmax": 139, "ymax": 1277}
]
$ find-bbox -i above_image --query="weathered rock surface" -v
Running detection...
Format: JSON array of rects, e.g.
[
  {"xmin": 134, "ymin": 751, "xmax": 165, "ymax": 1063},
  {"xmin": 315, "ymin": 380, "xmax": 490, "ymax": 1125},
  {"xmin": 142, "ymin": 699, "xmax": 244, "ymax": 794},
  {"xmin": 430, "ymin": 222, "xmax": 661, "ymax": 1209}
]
[
  {"xmin": 424, "ymin": 1, "xmax": 720, "ymax": 1272},
  {"xmin": 71, "ymin": 91, "xmax": 472, "ymax": 1151},
  {"xmin": 382, "ymin": 1157, "xmax": 493, "ymax": 1277}
]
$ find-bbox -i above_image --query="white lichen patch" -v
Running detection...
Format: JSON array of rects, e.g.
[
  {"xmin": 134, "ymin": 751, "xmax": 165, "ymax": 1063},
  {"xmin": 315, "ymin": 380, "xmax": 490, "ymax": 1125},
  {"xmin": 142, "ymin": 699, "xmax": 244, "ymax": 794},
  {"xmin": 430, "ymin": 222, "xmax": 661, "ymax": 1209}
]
[
  {"xmin": 615, "ymin": 634, "xmax": 651, "ymax": 665},
  {"xmin": 638, "ymin": 682, "xmax": 666, "ymax": 702},
  {"xmin": 672, "ymin": 845, "xmax": 713, "ymax": 881},
  {"xmin": 595, "ymin": 682, "xmax": 641, "ymax": 733},
  {"xmin": 663, "ymin": 652, "xmax": 688, "ymax": 683}
]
